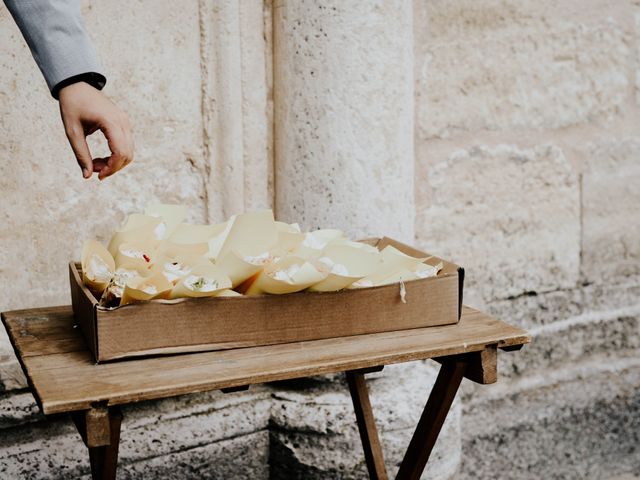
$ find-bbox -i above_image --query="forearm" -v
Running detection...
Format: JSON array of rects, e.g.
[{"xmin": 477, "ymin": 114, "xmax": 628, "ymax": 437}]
[{"xmin": 3, "ymin": 0, "xmax": 106, "ymax": 98}]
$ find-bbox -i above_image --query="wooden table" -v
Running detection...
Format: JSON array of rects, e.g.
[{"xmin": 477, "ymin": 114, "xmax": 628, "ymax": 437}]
[{"xmin": 2, "ymin": 305, "xmax": 529, "ymax": 480}]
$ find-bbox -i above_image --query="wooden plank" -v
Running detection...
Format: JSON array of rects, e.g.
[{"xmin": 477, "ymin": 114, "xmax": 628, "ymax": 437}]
[
  {"xmin": 395, "ymin": 358, "xmax": 468, "ymax": 480},
  {"xmin": 464, "ymin": 345, "xmax": 497, "ymax": 384},
  {"xmin": 87, "ymin": 407, "xmax": 122, "ymax": 480},
  {"xmin": 434, "ymin": 345, "xmax": 498, "ymax": 385},
  {"xmin": 71, "ymin": 406, "xmax": 112, "ymax": 448},
  {"xmin": 2, "ymin": 306, "xmax": 85, "ymax": 357},
  {"xmin": 346, "ymin": 371, "xmax": 388, "ymax": 480},
  {"xmin": 5, "ymin": 306, "xmax": 530, "ymax": 415},
  {"xmin": 2, "ymin": 305, "xmax": 72, "ymax": 322},
  {"xmin": 86, "ymin": 407, "xmax": 112, "ymax": 447}
]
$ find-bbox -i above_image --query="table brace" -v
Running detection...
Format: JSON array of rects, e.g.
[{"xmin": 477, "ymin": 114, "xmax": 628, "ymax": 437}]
[
  {"xmin": 70, "ymin": 405, "xmax": 122, "ymax": 480},
  {"xmin": 346, "ymin": 345, "xmax": 499, "ymax": 480}
]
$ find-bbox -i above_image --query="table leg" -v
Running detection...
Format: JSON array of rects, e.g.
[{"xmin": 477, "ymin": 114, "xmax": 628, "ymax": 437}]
[
  {"xmin": 395, "ymin": 358, "xmax": 468, "ymax": 480},
  {"xmin": 346, "ymin": 370, "xmax": 388, "ymax": 480},
  {"xmin": 70, "ymin": 406, "xmax": 123, "ymax": 480}
]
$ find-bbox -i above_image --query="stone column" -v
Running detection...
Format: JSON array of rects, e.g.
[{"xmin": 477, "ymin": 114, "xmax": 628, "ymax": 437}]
[
  {"xmin": 271, "ymin": 2, "xmax": 460, "ymax": 478},
  {"xmin": 199, "ymin": 0, "xmax": 273, "ymax": 222},
  {"xmin": 273, "ymin": 0, "xmax": 415, "ymax": 241}
]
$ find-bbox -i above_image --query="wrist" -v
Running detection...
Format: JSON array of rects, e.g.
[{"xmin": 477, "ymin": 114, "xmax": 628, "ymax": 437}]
[{"xmin": 53, "ymin": 72, "xmax": 107, "ymax": 100}]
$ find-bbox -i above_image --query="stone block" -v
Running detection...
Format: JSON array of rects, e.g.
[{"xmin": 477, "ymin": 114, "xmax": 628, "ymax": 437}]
[
  {"xmin": 459, "ymin": 358, "xmax": 640, "ymax": 479},
  {"xmin": 270, "ymin": 416, "xmax": 460, "ymax": 480},
  {"xmin": 118, "ymin": 389, "xmax": 271, "ymax": 463},
  {"xmin": 487, "ymin": 288, "xmax": 585, "ymax": 330},
  {"xmin": 637, "ymin": 10, "xmax": 640, "ymax": 104},
  {"xmin": 117, "ymin": 431, "xmax": 269, "ymax": 480},
  {"xmin": 0, "ymin": 325, "xmax": 26, "ymax": 392},
  {"xmin": 416, "ymin": 144, "xmax": 580, "ymax": 303},
  {"xmin": 486, "ymin": 278, "xmax": 640, "ymax": 330},
  {"xmin": 0, "ymin": 388, "xmax": 271, "ymax": 478},
  {"xmin": 582, "ymin": 138, "xmax": 640, "ymax": 283},
  {"xmin": 82, "ymin": 1, "xmax": 205, "ymax": 168},
  {"xmin": 581, "ymin": 278, "xmax": 640, "ymax": 313},
  {"xmin": 0, "ymin": 416, "xmax": 90, "ymax": 479},
  {"xmin": 0, "ymin": 391, "xmax": 40, "ymax": 429},
  {"xmin": 1, "ymin": 421, "xmax": 269, "ymax": 480},
  {"xmin": 498, "ymin": 308, "xmax": 640, "ymax": 378},
  {"xmin": 416, "ymin": 1, "xmax": 629, "ymax": 138}
]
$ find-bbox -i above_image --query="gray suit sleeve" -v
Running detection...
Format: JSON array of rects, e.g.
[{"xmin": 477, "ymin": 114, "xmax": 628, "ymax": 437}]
[{"xmin": 3, "ymin": 0, "xmax": 106, "ymax": 97}]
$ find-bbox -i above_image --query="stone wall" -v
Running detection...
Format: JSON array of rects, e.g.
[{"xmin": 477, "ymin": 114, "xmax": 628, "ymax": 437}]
[
  {"xmin": 1, "ymin": 0, "xmax": 639, "ymax": 479},
  {"xmin": 414, "ymin": 0, "xmax": 640, "ymax": 478}
]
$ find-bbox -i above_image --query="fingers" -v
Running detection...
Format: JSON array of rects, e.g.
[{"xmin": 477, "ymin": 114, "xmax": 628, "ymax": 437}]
[
  {"xmin": 97, "ymin": 115, "xmax": 134, "ymax": 181},
  {"xmin": 64, "ymin": 123, "xmax": 94, "ymax": 179},
  {"xmin": 122, "ymin": 113, "xmax": 134, "ymax": 162},
  {"xmin": 59, "ymin": 82, "xmax": 133, "ymax": 181},
  {"xmin": 94, "ymin": 153, "xmax": 127, "ymax": 181},
  {"xmin": 92, "ymin": 158, "xmax": 109, "ymax": 172}
]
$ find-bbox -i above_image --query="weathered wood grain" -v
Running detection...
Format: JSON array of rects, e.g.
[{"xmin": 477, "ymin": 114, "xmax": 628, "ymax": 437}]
[
  {"xmin": 435, "ymin": 344, "xmax": 498, "ymax": 385},
  {"xmin": 2, "ymin": 306, "xmax": 530, "ymax": 415},
  {"xmin": 346, "ymin": 371, "xmax": 388, "ymax": 480},
  {"xmin": 395, "ymin": 358, "xmax": 468, "ymax": 480}
]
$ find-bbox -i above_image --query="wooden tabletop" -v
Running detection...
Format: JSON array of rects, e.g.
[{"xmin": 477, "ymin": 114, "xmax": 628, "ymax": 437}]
[{"xmin": 2, "ymin": 305, "xmax": 529, "ymax": 415}]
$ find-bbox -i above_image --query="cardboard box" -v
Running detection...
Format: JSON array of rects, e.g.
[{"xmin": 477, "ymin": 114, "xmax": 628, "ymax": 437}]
[{"xmin": 69, "ymin": 237, "xmax": 464, "ymax": 362}]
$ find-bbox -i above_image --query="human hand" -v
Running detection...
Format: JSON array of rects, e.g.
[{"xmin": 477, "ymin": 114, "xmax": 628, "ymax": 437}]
[{"xmin": 58, "ymin": 82, "xmax": 133, "ymax": 180}]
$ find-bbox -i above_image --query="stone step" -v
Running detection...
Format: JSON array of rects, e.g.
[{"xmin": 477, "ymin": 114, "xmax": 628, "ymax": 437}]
[{"xmin": 460, "ymin": 356, "xmax": 640, "ymax": 479}]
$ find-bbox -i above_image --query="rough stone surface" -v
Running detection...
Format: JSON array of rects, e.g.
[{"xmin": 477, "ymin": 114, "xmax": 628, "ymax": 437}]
[
  {"xmin": 415, "ymin": 0, "xmax": 630, "ymax": 139},
  {"xmin": 460, "ymin": 358, "xmax": 640, "ymax": 479},
  {"xmin": 582, "ymin": 138, "xmax": 640, "ymax": 283},
  {"xmin": 487, "ymin": 288, "xmax": 585, "ymax": 330},
  {"xmin": 486, "ymin": 277, "xmax": 640, "ymax": 330},
  {"xmin": 117, "ymin": 431, "xmax": 269, "ymax": 480},
  {"xmin": 239, "ymin": 0, "xmax": 274, "ymax": 213},
  {"xmin": 0, "ymin": 389, "xmax": 270, "ymax": 479},
  {"xmin": 199, "ymin": 0, "xmax": 273, "ymax": 221},
  {"xmin": 482, "ymin": 276, "xmax": 640, "ymax": 384},
  {"xmin": 273, "ymin": 0, "xmax": 415, "ymax": 241},
  {"xmin": 0, "ymin": 391, "xmax": 41, "ymax": 429},
  {"xmin": 637, "ymin": 10, "xmax": 640, "ymax": 104},
  {"xmin": 581, "ymin": 277, "xmax": 640, "ymax": 314},
  {"xmin": 0, "ymin": 359, "xmax": 24, "ymax": 393},
  {"xmin": 0, "ymin": 418, "xmax": 90, "ymax": 479},
  {"xmin": 0, "ymin": 328, "xmax": 26, "ymax": 392},
  {"xmin": 118, "ymin": 389, "xmax": 271, "ymax": 463},
  {"xmin": 499, "ymin": 307, "xmax": 640, "ymax": 378},
  {"xmin": 416, "ymin": 144, "xmax": 580, "ymax": 303},
  {"xmin": 270, "ymin": 362, "xmax": 460, "ymax": 479}
]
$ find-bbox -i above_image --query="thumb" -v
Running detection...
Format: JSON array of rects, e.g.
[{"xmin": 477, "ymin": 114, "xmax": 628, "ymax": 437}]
[{"xmin": 65, "ymin": 124, "xmax": 94, "ymax": 179}]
